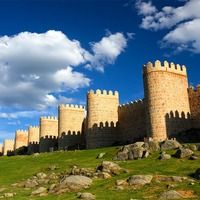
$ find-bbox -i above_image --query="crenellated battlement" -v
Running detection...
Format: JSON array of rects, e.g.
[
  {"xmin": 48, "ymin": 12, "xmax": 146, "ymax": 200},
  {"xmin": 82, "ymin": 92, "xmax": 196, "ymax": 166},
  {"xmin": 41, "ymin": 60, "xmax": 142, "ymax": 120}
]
[
  {"xmin": 87, "ymin": 89, "xmax": 119, "ymax": 97},
  {"xmin": 40, "ymin": 116, "xmax": 58, "ymax": 120},
  {"xmin": 40, "ymin": 135, "xmax": 58, "ymax": 140},
  {"xmin": 16, "ymin": 130, "xmax": 28, "ymax": 134},
  {"xmin": 4, "ymin": 139, "xmax": 14, "ymax": 143},
  {"xmin": 143, "ymin": 60, "xmax": 187, "ymax": 76},
  {"xmin": 59, "ymin": 104, "xmax": 85, "ymax": 110},
  {"xmin": 29, "ymin": 125, "xmax": 39, "ymax": 129},
  {"xmin": 119, "ymin": 99, "xmax": 144, "ymax": 110}
]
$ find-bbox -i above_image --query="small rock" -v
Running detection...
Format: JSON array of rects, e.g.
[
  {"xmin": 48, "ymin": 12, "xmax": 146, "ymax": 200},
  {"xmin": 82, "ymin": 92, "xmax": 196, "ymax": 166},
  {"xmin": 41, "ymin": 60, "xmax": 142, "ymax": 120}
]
[
  {"xmin": 159, "ymin": 190, "xmax": 183, "ymax": 199},
  {"xmin": 160, "ymin": 152, "xmax": 171, "ymax": 160},
  {"xmin": 49, "ymin": 184, "xmax": 56, "ymax": 191},
  {"xmin": 128, "ymin": 175, "xmax": 153, "ymax": 186},
  {"xmin": 174, "ymin": 148, "xmax": 194, "ymax": 158},
  {"xmin": 143, "ymin": 150, "xmax": 149, "ymax": 158},
  {"xmin": 33, "ymin": 153, "xmax": 40, "ymax": 157},
  {"xmin": 36, "ymin": 172, "xmax": 47, "ymax": 179},
  {"xmin": 24, "ymin": 179, "xmax": 38, "ymax": 188},
  {"xmin": 116, "ymin": 179, "xmax": 127, "ymax": 186},
  {"xmin": 4, "ymin": 193, "xmax": 15, "ymax": 198},
  {"xmin": 188, "ymin": 144, "xmax": 197, "ymax": 151},
  {"xmin": 31, "ymin": 187, "xmax": 47, "ymax": 196},
  {"xmin": 96, "ymin": 152, "xmax": 106, "ymax": 159},
  {"xmin": 115, "ymin": 151, "xmax": 128, "ymax": 161},
  {"xmin": 77, "ymin": 192, "xmax": 96, "ymax": 200},
  {"xmin": 48, "ymin": 165, "xmax": 58, "ymax": 171}
]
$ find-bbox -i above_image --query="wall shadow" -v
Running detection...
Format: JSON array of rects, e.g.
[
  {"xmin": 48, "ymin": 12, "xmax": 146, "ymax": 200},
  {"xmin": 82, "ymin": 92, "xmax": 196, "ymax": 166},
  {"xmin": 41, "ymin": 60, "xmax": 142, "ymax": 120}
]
[
  {"xmin": 39, "ymin": 136, "xmax": 58, "ymax": 152},
  {"xmin": 58, "ymin": 131, "xmax": 85, "ymax": 150},
  {"xmin": 28, "ymin": 142, "xmax": 39, "ymax": 154},
  {"xmin": 165, "ymin": 110, "xmax": 200, "ymax": 142}
]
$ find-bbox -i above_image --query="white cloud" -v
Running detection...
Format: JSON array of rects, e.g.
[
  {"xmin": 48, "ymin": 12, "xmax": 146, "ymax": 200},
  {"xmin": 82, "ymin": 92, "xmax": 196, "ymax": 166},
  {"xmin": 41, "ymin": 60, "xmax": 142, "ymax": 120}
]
[
  {"xmin": 86, "ymin": 32, "xmax": 128, "ymax": 72},
  {"xmin": 163, "ymin": 18, "xmax": 200, "ymax": 53},
  {"xmin": 136, "ymin": 0, "xmax": 157, "ymax": 16},
  {"xmin": 136, "ymin": 0, "xmax": 200, "ymax": 53},
  {"xmin": 0, "ymin": 30, "xmax": 128, "ymax": 109}
]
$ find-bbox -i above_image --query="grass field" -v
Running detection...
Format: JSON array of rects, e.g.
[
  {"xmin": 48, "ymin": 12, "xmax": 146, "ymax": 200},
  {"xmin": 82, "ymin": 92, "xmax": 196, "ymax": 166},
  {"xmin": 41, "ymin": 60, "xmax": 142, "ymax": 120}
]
[{"xmin": 0, "ymin": 146, "xmax": 200, "ymax": 200}]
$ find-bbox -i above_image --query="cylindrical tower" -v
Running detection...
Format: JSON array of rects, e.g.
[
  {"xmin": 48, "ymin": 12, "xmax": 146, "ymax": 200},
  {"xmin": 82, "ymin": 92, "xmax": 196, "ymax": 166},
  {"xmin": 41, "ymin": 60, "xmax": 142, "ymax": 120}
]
[
  {"xmin": 28, "ymin": 126, "xmax": 40, "ymax": 144},
  {"xmin": 40, "ymin": 116, "xmax": 58, "ymax": 138},
  {"xmin": 143, "ymin": 60, "xmax": 190, "ymax": 141},
  {"xmin": 87, "ymin": 89, "xmax": 119, "ymax": 128},
  {"xmin": 58, "ymin": 104, "xmax": 85, "ymax": 137},
  {"xmin": 3, "ymin": 139, "xmax": 14, "ymax": 156},
  {"xmin": 14, "ymin": 130, "xmax": 28, "ymax": 150}
]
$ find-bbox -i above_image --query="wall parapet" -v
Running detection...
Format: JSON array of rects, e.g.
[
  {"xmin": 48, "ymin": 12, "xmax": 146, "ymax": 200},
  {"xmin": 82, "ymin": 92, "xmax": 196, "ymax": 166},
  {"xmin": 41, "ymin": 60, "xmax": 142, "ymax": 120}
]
[
  {"xmin": 87, "ymin": 89, "xmax": 119, "ymax": 97},
  {"xmin": 40, "ymin": 116, "xmax": 58, "ymax": 120},
  {"xmin": 29, "ymin": 125, "xmax": 39, "ymax": 129},
  {"xmin": 59, "ymin": 104, "xmax": 85, "ymax": 110},
  {"xmin": 119, "ymin": 99, "xmax": 144, "ymax": 110},
  {"xmin": 16, "ymin": 130, "xmax": 28, "ymax": 134},
  {"xmin": 143, "ymin": 60, "xmax": 187, "ymax": 76}
]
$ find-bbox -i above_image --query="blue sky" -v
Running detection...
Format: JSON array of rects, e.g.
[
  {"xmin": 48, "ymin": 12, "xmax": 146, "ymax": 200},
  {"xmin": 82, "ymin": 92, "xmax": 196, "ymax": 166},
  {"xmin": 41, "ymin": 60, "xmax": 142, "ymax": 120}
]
[{"xmin": 0, "ymin": 0, "xmax": 200, "ymax": 142}]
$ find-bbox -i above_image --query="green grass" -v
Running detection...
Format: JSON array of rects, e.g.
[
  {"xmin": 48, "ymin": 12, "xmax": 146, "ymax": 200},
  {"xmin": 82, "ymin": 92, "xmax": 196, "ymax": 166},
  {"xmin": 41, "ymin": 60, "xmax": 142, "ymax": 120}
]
[{"xmin": 0, "ymin": 147, "xmax": 200, "ymax": 200}]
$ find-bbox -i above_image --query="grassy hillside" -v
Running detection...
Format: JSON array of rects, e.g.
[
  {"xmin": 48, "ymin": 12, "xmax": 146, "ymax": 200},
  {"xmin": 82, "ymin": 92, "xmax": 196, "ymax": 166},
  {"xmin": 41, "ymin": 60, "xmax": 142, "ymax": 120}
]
[{"xmin": 0, "ymin": 146, "xmax": 200, "ymax": 200}]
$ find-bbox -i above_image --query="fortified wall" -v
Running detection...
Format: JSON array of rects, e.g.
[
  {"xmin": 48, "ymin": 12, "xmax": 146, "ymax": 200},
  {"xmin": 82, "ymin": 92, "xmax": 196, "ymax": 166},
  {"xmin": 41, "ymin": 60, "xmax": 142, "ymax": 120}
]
[
  {"xmin": 143, "ymin": 61, "xmax": 191, "ymax": 141},
  {"xmin": 58, "ymin": 104, "xmax": 85, "ymax": 150},
  {"xmin": 28, "ymin": 126, "xmax": 40, "ymax": 154},
  {"xmin": 39, "ymin": 116, "xmax": 58, "ymax": 152},
  {"xmin": 14, "ymin": 130, "xmax": 28, "ymax": 150},
  {"xmin": 1, "ymin": 60, "xmax": 200, "ymax": 155},
  {"xmin": 188, "ymin": 85, "xmax": 200, "ymax": 129},
  {"xmin": 118, "ymin": 99, "xmax": 147, "ymax": 143},
  {"xmin": 3, "ymin": 139, "xmax": 14, "ymax": 156}
]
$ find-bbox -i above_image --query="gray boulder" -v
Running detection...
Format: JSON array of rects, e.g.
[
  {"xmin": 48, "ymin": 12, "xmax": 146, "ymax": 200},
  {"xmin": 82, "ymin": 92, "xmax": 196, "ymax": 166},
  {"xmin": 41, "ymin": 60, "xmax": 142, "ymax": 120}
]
[
  {"xmin": 174, "ymin": 148, "xmax": 194, "ymax": 158},
  {"xmin": 159, "ymin": 190, "xmax": 183, "ymax": 199},
  {"xmin": 128, "ymin": 175, "xmax": 153, "ymax": 186},
  {"xmin": 161, "ymin": 140, "xmax": 182, "ymax": 150},
  {"xmin": 58, "ymin": 175, "xmax": 92, "ymax": 192},
  {"xmin": 97, "ymin": 161, "xmax": 122, "ymax": 175},
  {"xmin": 115, "ymin": 151, "xmax": 128, "ymax": 161}
]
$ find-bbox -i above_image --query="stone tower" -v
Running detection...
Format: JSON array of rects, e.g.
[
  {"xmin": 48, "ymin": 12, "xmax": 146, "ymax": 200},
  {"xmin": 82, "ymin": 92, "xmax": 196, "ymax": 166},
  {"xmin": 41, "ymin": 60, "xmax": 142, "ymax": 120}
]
[
  {"xmin": 39, "ymin": 116, "xmax": 58, "ymax": 152},
  {"xmin": 28, "ymin": 126, "xmax": 40, "ymax": 144},
  {"xmin": 14, "ymin": 130, "xmax": 28, "ymax": 150},
  {"xmin": 87, "ymin": 89, "xmax": 119, "ymax": 128},
  {"xmin": 143, "ymin": 60, "xmax": 191, "ymax": 141},
  {"xmin": 58, "ymin": 104, "xmax": 85, "ymax": 136},
  {"xmin": 3, "ymin": 139, "xmax": 14, "ymax": 156},
  {"xmin": 40, "ymin": 116, "xmax": 58, "ymax": 138}
]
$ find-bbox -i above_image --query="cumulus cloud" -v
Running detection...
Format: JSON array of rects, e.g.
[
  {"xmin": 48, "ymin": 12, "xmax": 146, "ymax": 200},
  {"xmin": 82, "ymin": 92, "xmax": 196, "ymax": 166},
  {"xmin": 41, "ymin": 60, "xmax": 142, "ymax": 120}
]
[
  {"xmin": 135, "ymin": 0, "xmax": 157, "ymax": 16},
  {"xmin": 0, "ymin": 30, "xmax": 128, "ymax": 109},
  {"xmin": 136, "ymin": 0, "xmax": 200, "ymax": 53},
  {"xmin": 86, "ymin": 32, "xmax": 128, "ymax": 71}
]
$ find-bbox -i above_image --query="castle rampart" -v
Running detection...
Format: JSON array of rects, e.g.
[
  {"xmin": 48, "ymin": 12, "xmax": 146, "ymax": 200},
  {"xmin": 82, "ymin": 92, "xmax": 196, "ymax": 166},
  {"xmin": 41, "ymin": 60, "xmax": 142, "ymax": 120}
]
[
  {"xmin": 118, "ymin": 99, "xmax": 147, "ymax": 142},
  {"xmin": 3, "ymin": 139, "xmax": 14, "ymax": 156},
  {"xmin": 188, "ymin": 85, "xmax": 200, "ymax": 128},
  {"xmin": 143, "ymin": 60, "xmax": 191, "ymax": 141},
  {"xmin": 14, "ymin": 130, "xmax": 28, "ymax": 150},
  {"xmin": 87, "ymin": 89, "xmax": 119, "ymax": 129}
]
